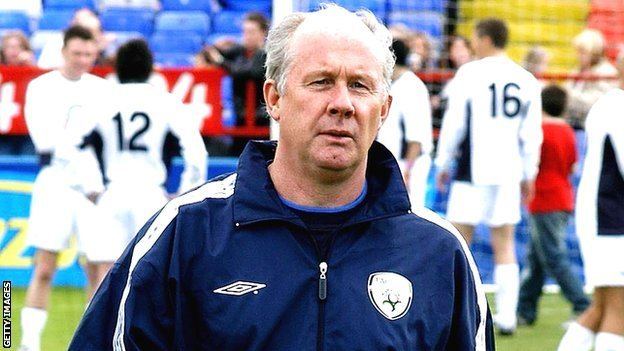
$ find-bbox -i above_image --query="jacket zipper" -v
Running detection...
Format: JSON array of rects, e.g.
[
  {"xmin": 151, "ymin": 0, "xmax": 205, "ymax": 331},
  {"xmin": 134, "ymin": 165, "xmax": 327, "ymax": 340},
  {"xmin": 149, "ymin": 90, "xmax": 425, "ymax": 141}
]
[{"xmin": 317, "ymin": 261, "xmax": 328, "ymax": 351}]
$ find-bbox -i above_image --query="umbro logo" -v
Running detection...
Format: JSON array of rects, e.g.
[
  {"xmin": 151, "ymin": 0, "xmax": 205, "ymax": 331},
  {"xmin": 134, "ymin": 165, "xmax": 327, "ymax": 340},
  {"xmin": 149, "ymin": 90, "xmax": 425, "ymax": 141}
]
[{"xmin": 213, "ymin": 281, "xmax": 266, "ymax": 296}]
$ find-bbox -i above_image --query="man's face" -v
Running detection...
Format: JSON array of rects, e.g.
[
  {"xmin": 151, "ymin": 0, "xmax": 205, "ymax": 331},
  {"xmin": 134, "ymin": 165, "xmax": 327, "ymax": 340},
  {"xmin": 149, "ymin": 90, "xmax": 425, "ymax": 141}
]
[
  {"xmin": 62, "ymin": 38, "xmax": 97, "ymax": 77},
  {"xmin": 267, "ymin": 32, "xmax": 391, "ymax": 174},
  {"xmin": 242, "ymin": 20, "xmax": 265, "ymax": 50}
]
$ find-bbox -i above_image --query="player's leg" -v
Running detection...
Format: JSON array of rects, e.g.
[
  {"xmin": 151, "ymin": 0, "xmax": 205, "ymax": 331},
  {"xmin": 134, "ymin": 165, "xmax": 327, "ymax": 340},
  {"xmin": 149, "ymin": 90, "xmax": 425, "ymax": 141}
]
[
  {"xmin": 77, "ymin": 190, "xmax": 118, "ymax": 300},
  {"xmin": 445, "ymin": 181, "xmax": 483, "ymax": 244},
  {"xmin": 594, "ymin": 287, "xmax": 624, "ymax": 350},
  {"xmin": 84, "ymin": 262, "xmax": 114, "ymax": 300},
  {"xmin": 489, "ymin": 181, "xmax": 522, "ymax": 334},
  {"xmin": 20, "ymin": 172, "xmax": 73, "ymax": 351},
  {"xmin": 558, "ymin": 289, "xmax": 603, "ymax": 351},
  {"xmin": 490, "ymin": 223, "xmax": 518, "ymax": 334},
  {"xmin": 20, "ymin": 250, "xmax": 58, "ymax": 351},
  {"xmin": 517, "ymin": 215, "xmax": 546, "ymax": 325},
  {"xmin": 452, "ymin": 223, "xmax": 475, "ymax": 243}
]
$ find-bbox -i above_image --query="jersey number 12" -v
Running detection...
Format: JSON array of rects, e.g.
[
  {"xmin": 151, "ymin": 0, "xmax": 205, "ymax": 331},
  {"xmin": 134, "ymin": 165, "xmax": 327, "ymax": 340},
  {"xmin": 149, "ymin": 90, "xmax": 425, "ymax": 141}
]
[{"xmin": 113, "ymin": 112, "xmax": 151, "ymax": 151}]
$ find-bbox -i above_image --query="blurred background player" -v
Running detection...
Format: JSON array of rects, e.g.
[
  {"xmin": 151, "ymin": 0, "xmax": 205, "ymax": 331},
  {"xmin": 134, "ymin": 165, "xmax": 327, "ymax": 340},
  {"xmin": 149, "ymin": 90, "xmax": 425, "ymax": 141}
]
[
  {"xmin": 19, "ymin": 25, "xmax": 110, "ymax": 351},
  {"xmin": 199, "ymin": 11, "xmax": 269, "ymax": 156},
  {"xmin": 517, "ymin": 85, "xmax": 590, "ymax": 327},
  {"xmin": 377, "ymin": 38, "xmax": 432, "ymax": 209},
  {"xmin": 558, "ymin": 52, "xmax": 624, "ymax": 351},
  {"xmin": 66, "ymin": 39, "xmax": 207, "ymax": 266},
  {"xmin": 434, "ymin": 18, "xmax": 542, "ymax": 335}
]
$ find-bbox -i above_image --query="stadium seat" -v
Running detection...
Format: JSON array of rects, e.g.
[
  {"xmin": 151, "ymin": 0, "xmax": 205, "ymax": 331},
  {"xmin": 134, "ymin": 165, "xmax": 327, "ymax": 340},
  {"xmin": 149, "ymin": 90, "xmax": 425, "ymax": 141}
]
[
  {"xmin": 37, "ymin": 10, "xmax": 74, "ymax": 30},
  {"xmin": 155, "ymin": 11, "xmax": 210, "ymax": 37},
  {"xmin": 204, "ymin": 32, "xmax": 241, "ymax": 45},
  {"xmin": 388, "ymin": 0, "xmax": 445, "ymax": 13},
  {"xmin": 161, "ymin": 0, "xmax": 212, "ymax": 12},
  {"xmin": 154, "ymin": 52, "xmax": 195, "ymax": 67},
  {"xmin": 98, "ymin": 0, "xmax": 160, "ymax": 11},
  {"xmin": 211, "ymin": 11, "xmax": 246, "ymax": 34},
  {"xmin": 29, "ymin": 30, "xmax": 63, "ymax": 52},
  {"xmin": 0, "ymin": 11, "xmax": 30, "ymax": 35},
  {"xmin": 44, "ymin": 0, "xmax": 95, "ymax": 11},
  {"xmin": 101, "ymin": 8, "xmax": 155, "ymax": 37},
  {"xmin": 220, "ymin": 0, "xmax": 271, "ymax": 13},
  {"xmin": 307, "ymin": 0, "xmax": 386, "ymax": 21},
  {"xmin": 106, "ymin": 31, "xmax": 144, "ymax": 56},
  {"xmin": 150, "ymin": 33, "xmax": 203, "ymax": 54},
  {"xmin": 388, "ymin": 11, "xmax": 444, "ymax": 39}
]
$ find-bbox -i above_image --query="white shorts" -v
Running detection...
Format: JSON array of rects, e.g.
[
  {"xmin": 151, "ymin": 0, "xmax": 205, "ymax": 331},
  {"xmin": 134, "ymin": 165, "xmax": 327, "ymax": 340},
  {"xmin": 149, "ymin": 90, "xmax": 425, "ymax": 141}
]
[
  {"xmin": 579, "ymin": 234, "xmax": 624, "ymax": 287},
  {"xmin": 95, "ymin": 182, "xmax": 168, "ymax": 262},
  {"xmin": 445, "ymin": 181, "xmax": 521, "ymax": 227},
  {"xmin": 400, "ymin": 155, "xmax": 431, "ymax": 210},
  {"xmin": 26, "ymin": 167, "xmax": 105, "ymax": 262}
]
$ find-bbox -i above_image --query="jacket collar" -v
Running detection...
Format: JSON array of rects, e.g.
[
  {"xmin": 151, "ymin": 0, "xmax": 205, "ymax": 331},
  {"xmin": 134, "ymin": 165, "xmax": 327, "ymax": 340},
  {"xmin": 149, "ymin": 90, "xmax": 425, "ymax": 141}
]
[{"xmin": 231, "ymin": 140, "xmax": 411, "ymax": 227}]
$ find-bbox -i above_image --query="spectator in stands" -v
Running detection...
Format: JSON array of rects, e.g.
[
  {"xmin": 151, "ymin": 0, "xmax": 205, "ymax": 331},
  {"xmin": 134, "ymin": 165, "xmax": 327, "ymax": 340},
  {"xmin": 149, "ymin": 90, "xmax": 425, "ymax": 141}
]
[
  {"xmin": 408, "ymin": 31, "xmax": 434, "ymax": 72},
  {"xmin": 0, "ymin": 31, "xmax": 35, "ymax": 66},
  {"xmin": 517, "ymin": 84, "xmax": 590, "ymax": 327},
  {"xmin": 200, "ymin": 11, "xmax": 269, "ymax": 156},
  {"xmin": 566, "ymin": 29, "xmax": 617, "ymax": 130},
  {"xmin": 38, "ymin": 8, "xmax": 112, "ymax": 69},
  {"xmin": 523, "ymin": 46, "xmax": 549, "ymax": 78},
  {"xmin": 444, "ymin": 35, "xmax": 472, "ymax": 70},
  {"xmin": 432, "ymin": 35, "xmax": 473, "ymax": 126}
]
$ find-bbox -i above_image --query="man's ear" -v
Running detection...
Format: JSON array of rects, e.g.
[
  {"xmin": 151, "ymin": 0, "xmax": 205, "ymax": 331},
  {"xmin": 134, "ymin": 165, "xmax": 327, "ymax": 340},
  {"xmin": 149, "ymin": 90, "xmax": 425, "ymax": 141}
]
[
  {"xmin": 263, "ymin": 79, "xmax": 281, "ymax": 122},
  {"xmin": 378, "ymin": 94, "xmax": 393, "ymax": 129}
]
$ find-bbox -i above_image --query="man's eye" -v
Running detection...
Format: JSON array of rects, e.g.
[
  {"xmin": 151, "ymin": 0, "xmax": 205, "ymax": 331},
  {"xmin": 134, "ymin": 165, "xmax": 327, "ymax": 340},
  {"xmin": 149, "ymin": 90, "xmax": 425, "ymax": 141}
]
[
  {"xmin": 312, "ymin": 79, "xmax": 330, "ymax": 85},
  {"xmin": 350, "ymin": 81, "xmax": 368, "ymax": 89}
]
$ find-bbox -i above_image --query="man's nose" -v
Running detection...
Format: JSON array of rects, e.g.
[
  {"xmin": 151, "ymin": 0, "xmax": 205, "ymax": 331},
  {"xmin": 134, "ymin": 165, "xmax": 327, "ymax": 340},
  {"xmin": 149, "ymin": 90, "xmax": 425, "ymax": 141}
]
[{"xmin": 328, "ymin": 84, "xmax": 354, "ymax": 118}]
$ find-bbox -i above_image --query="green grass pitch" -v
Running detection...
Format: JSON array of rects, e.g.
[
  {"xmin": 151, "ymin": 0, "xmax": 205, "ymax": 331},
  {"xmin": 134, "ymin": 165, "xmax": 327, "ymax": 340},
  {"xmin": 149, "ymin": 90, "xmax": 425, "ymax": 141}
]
[{"xmin": 7, "ymin": 288, "xmax": 571, "ymax": 350}]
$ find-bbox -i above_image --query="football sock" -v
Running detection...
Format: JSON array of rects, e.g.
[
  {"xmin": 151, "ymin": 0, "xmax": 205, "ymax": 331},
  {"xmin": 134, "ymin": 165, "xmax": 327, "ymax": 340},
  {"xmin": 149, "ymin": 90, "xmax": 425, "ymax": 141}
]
[
  {"xmin": 494, "ymin": 263, "xmax": 519, "ymax": 329},
  {"xmin": 595, "ymin": 332, "xmax": 624, "ymax": 351},
  {"xmin": 557, "ymin": 322, "xmax": 595, "ymax": 351},
  {"xmin": 20, "ymin": 307, "xmax": 47, "ymax": 351}
]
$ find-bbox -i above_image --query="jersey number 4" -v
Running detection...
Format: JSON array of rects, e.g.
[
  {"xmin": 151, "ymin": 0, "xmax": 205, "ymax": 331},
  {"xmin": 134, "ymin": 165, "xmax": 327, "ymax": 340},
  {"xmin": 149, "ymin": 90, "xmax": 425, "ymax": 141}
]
[
  {"xmin": 488, "ymin": 82, "xmax": 522, "ymax": 118},
  {"xmin": 113, "ymin": 112, "xmax": 151, "ymax": 151}
]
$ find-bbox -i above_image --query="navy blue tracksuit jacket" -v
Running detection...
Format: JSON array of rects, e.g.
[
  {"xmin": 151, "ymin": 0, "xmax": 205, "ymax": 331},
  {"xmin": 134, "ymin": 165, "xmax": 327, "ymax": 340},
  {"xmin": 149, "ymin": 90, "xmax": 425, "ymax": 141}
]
[{"xmin": 69, "ymin": 141, "xmax": 495, "ymax": 350}]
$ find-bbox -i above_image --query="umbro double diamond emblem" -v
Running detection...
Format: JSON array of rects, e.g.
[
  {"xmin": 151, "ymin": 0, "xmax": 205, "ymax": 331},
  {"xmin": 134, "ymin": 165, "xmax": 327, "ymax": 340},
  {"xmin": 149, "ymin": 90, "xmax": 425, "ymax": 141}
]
[{"xmin": 213, "ymin": 281, "xmax": 267, "ymax": 296}]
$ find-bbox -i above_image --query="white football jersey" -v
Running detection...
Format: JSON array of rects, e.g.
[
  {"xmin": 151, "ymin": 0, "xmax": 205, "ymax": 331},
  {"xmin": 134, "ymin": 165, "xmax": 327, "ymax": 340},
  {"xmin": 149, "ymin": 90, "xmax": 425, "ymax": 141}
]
[
  {"xmin": 377, "ymin": 70, "xmax": 433, "ymax": 159},
  {"xmin": 25, "ymin": 70, "xmax": 108, "ymax": 193},
  {"xmin": 92, "ymin": 83, "xmax": 208, "ymax": 192},
  {"xmin": 435, "ymin": 55, "xmax": 542, "ymax": 185},
  {"xmin": 576, "ymin": 88, "xmax": 624, "ymax": 237}
]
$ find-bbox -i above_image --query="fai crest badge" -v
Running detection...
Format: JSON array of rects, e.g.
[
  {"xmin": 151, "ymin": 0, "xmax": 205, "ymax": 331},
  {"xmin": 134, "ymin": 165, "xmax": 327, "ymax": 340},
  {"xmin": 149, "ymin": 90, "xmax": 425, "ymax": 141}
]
[{"xmin": 367, "ymin": 272, "xmax": 413, "ymax": 320}]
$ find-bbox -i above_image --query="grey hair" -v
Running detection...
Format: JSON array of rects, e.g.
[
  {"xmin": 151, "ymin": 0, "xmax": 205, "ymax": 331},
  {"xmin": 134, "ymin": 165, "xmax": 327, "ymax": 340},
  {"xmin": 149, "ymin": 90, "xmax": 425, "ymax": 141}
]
[{"xmin": 264, "ymin": 3, "xmax": 395, "ymax": 95}]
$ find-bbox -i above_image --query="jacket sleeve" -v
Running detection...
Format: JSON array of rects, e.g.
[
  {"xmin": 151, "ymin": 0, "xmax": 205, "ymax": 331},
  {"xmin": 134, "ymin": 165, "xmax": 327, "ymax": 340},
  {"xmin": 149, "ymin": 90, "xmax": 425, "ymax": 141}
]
[
  {"xmin": 445, "ymin": 246, "xmax": 495, "ymax": 351},
  {"xmin": 68, "ymin": 210, "xmax": 183, "ymax": 351}
]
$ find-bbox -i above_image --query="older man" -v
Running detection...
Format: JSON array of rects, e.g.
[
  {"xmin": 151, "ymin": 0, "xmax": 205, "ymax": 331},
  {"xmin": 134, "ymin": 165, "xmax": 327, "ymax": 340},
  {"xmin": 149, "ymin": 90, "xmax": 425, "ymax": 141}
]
[{"xmin": 69, "ymin": 5, "xmax": 494, "ymax": 350}]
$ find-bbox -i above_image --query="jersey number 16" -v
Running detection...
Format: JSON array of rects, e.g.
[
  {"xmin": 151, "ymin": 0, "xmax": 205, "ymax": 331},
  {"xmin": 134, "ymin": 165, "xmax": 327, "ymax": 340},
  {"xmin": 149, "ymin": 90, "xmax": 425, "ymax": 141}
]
[{"xmin": 488, "ymin": 82, "xmax": 522, "ymax": 118}]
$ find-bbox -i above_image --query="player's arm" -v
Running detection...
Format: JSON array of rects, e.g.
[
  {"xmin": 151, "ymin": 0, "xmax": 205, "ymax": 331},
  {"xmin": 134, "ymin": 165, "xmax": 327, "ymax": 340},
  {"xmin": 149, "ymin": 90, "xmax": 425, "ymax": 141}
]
[
  {"xmin": 518, "ymin": 80, "xmax": 543, "ymax": 202},
  {"xmin": 69, "ymin": 212, "xmax": 183, "ymax": 350},
  {"xmin": 24, "ymin": 80, "xmax": 53, "ymax": 154},
  {"xmin": 402, "ymin": 77, "xmax": 433, "ymax": 176},
  {"xmin": 168, "ymin": 101, "xmax": 208, "ymax": 193},
  {"xmin": 434, "ymin": 69, "xmax": 469, "ymax": 189}
]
